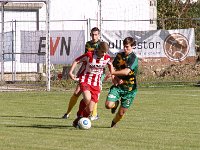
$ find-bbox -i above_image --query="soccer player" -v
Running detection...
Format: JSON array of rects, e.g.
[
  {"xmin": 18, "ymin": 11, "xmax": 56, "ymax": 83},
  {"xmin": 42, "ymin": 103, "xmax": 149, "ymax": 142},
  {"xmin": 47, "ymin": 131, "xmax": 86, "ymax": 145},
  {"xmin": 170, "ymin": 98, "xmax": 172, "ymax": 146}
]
[
  {"xmin": 68, "ymin": 41, "xmax": 113, "ymax": 128},
  {"xmin": 105, "ymin": 37, "xmax": 138, "ymax": 128},
  {"xmin": 62, "ymin": 27, "xmax": 103, "ymax": 120}
]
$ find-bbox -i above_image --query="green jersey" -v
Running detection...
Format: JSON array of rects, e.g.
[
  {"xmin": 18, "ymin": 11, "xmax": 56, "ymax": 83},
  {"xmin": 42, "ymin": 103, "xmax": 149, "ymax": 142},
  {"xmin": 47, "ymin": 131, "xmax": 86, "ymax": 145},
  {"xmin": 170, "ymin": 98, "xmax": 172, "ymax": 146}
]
[
  {"xmin": 113, "ymin": 52, "xmax": 138, "ymax": 91},
  {"xmin": 85, "ymin": 40, "xmax": 101, "ymax": 53}
]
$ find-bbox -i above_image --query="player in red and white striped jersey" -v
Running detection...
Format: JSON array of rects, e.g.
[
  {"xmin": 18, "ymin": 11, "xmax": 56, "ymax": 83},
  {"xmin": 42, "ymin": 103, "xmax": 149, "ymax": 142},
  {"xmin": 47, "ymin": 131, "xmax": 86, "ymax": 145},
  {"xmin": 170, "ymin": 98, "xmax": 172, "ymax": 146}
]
[
  {"xmin": 68, "ymin": 41, "xmax": 113, "ymax": 128},
  {"xmin": 62, "ymin": 27, "xmax": 101, "ymax": 120},
  {"xmin": 76, "ymin": 51, "xmax": 111, "ymax": 86}
]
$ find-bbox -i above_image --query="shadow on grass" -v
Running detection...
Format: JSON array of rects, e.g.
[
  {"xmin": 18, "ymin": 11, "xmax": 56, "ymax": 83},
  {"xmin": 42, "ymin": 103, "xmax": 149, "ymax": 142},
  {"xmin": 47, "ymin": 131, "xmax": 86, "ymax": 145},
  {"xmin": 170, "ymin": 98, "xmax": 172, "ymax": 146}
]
[
  {"xmin": 92, "ymin": 125, "xmax": 112, "ymax": 129},
  {"xmin": 6, "ymin": 124, "xmax": 72, "ymax": 129},
  {"xmin": 1, "ymin": 115, "xmax": 112, "ymax": 129},
  {"xmin": 0, "ymin": 115, "xmax": 61, "ymax": 119},
  {"xmin": 6, "ymin": 124, "xmax": 111, "ymax": 130},
  {"xmin": 6, "ymin": 124, "xmax": 110, "ymax": 130}
]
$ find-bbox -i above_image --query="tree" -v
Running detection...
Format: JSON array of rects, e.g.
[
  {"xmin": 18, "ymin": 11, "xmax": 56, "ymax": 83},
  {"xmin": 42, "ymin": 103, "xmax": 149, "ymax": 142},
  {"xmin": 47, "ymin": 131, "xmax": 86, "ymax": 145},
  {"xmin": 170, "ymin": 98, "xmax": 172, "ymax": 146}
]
[{"xmin": 157, "ymin": 0, "xmax": 200, "ymax": 45}]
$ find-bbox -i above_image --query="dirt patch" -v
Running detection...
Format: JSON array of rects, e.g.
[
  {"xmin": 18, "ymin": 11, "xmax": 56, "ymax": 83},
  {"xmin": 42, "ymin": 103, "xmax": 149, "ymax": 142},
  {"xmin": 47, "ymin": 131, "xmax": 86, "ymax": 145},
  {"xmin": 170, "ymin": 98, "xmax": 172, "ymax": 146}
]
[{"xmin": 138, "ymin": 48, "xmax": 200, "ymax": 83}]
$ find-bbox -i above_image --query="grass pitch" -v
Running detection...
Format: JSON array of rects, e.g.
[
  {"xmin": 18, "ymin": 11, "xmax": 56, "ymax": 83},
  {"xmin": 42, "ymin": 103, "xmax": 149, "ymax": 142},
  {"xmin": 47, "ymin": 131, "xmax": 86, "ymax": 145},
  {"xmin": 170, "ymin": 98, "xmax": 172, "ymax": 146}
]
[{"xmin": 0, "ymin": 86, "xmax": 200, "ymax": 150}]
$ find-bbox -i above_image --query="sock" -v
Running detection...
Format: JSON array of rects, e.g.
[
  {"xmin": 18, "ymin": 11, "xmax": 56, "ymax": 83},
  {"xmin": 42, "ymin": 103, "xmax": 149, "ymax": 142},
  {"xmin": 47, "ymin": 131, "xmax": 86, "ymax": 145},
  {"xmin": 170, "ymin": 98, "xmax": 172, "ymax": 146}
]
[
  {"xmin": 113, "ymin": 112, "xmax": 123, "ymax": 124},
  {"xmin": 91, "ymin": 103, "xmax": 98, "ymax": 117},
  {"xmin": 77, "ymin": 99, "xmax": 87, "ymax": 117},
  {"xmin": 66, "ymin": 94, "xmax": 79, "ymax": 115},
  {"xmin": 82, "ymin": 108, "xmax": 91, "ymax": 117}
]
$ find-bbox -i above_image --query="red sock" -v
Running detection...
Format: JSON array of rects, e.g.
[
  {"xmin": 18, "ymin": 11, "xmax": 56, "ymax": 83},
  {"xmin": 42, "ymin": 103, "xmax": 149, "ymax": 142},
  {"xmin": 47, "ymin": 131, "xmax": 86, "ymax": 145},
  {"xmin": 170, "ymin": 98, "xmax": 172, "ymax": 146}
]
[
  {"xmin": 77, "ymin": 99, "xmax": 87, "ymax": 117},
  {"xmin": 82, "ymin": 108, "xmax": 91, "ymax": 117}
]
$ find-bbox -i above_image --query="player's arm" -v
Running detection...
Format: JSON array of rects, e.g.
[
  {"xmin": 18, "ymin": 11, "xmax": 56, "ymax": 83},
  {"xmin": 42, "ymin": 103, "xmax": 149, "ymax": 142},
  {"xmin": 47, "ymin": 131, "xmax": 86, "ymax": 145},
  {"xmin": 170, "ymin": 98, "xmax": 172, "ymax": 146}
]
[
  {"xmin": 68, "ymin": 53, "xmax": 88, "ymax": 81},
  {"xmin": 111, "ymin": 68, "xmax": 131, "ymax": 76},
  {"xmin": 108, "ymin": 61, "xmax": 125, "ymax": 85},
  {"xmin": 111, "ymin": 56, "xmax": 131, "ymax": 76},
  {"xmin": 110, "ymin": 75, "xmax": 119, "ymax": 86},
  {"xmin": 112, "ymin": 53, "xmax": 138, "ymax": 76},
  {"xmin": 111, "ymin": 53, "xmax": 131, "ymax": 76},
  {"xmin": 110, "ymin": 68, "xmax": 130, "ymax": 85},
  {"xmin": 68, "ymin": 60, "xmax": 79, "ymax": 81}
]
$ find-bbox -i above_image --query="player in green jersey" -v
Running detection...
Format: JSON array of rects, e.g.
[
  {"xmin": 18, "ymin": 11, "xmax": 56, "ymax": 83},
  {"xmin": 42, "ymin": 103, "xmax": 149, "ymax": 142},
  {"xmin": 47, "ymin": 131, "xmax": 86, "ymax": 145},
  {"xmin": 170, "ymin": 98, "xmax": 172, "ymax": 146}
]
[{"xmin": 105, "ymin": 37, "xmax": 138, "ymax": 127}]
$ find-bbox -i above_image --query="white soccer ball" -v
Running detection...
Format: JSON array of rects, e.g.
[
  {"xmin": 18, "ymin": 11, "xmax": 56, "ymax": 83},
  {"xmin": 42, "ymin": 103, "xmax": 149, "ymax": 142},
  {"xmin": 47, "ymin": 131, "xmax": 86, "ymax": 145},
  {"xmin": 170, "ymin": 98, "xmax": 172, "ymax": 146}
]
[{"xmin": 78, "ymin": 117, "xmax": 91, "ymax": 130}]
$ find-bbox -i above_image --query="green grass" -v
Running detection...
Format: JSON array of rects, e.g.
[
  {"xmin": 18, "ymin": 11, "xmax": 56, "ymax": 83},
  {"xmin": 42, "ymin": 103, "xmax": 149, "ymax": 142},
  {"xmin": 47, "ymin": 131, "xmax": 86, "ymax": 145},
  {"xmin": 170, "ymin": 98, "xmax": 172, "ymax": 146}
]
[{"xmin": 0, "ymin": 86, "xmax": 200, "ymax": 150}]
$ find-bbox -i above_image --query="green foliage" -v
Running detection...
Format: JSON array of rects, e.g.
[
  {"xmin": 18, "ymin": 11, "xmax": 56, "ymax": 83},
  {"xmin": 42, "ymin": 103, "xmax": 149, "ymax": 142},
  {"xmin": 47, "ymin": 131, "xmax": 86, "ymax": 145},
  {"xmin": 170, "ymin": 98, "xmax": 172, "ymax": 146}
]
[
  {"xmin": 157, "ymin": 0, "xmax": 200, "ymax": 28},
  {"xmin": 157, "ymin": 0, "xmax": 200, "ymax": 45}
]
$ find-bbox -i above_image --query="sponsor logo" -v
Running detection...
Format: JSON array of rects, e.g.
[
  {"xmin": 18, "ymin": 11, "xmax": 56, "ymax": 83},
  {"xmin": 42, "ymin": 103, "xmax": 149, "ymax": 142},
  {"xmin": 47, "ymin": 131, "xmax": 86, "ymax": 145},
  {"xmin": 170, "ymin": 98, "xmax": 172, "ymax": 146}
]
[
  {"xmin": 89, "ymin": 64, "xmax": 105, "ymax": 68},
  {"xmin": 163, "ymin": 33, "xmax": 189, "ymax": 62},
  {"xmin": 125, "ymin": 99, "xmax": 130, "ymax": 107},
  {"xmin": 108, "ymin": 94, "xmax": 116, "ymax": 99}
]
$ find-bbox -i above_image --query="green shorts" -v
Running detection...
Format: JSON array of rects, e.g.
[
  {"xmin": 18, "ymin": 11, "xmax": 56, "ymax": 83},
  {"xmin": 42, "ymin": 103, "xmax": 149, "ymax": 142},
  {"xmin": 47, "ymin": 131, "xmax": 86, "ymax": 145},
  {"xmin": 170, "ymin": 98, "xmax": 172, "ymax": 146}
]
[{"xmin": 107, "ymin": 85, "xmax": 137, "ymax": 108}]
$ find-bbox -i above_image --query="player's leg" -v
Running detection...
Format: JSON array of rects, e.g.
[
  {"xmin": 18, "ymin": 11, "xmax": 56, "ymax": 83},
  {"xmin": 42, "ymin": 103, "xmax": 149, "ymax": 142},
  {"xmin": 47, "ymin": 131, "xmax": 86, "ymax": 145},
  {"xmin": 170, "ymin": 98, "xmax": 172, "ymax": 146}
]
[
  {"xmin": 90, "ymin": 73, "xmax": 106, "ymax": 120},
  {"xmin": 111, "ymin": 106, "xmax": 127, "ymax": 128},
  {"xmin": 73, "ymin": 96, "xmax": 93, "ymax": 128},
  {"xmin": 105, "ymin": 85, "xmax": 120, "ymax": 111},
  {"xmin": 82, "ymin": 84, "xmax": 99, "ymax": 117},
  {"xmin": 90, "ymin": 103, "xmax": 99, "ymax": 120},
  {"xmin": 73, "ymin": 83, "xmax": 91, "ymax": 127},
  {"xmin": 83, "ymin": 100, "xmax": 96, "ymax": 118},
  {"xmin": 62, "ymin": 84, "xmax": 81, "ymax": 119},
  {"xmin": 111, "ymin": 89, "xmax": 137, "ymax": 127},
  {"xmin": 76, "ymin": 88, "xmax": 91, "ymax": 117}
]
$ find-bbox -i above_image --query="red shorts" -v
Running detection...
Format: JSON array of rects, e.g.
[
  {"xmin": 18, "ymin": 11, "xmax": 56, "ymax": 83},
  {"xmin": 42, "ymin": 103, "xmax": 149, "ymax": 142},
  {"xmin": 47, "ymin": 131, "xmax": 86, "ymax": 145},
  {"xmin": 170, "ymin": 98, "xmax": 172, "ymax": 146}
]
[{"xmin": 80, "ymin": 82, "xmax": 100, "ymax": 103}]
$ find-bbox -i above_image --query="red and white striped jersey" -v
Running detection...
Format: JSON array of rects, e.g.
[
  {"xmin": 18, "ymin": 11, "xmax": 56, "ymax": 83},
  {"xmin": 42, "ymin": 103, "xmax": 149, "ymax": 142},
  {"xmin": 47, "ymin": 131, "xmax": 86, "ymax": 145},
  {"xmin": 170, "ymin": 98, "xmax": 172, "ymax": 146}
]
[{"xmin": 75, "ymin": 51, "xmax": 112, "ymax": 86}]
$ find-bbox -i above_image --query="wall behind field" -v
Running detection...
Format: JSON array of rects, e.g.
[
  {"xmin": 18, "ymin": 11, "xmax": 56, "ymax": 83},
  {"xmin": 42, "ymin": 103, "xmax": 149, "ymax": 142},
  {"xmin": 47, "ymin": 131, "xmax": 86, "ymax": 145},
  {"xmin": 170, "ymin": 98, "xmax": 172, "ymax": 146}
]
[
  {"xmin": 0, "ymin": 0, "xmax": 157, "ymax": 73},
  {"xmin": 40, "ymin": 0, "xmax": 157, "ymax": 31}
]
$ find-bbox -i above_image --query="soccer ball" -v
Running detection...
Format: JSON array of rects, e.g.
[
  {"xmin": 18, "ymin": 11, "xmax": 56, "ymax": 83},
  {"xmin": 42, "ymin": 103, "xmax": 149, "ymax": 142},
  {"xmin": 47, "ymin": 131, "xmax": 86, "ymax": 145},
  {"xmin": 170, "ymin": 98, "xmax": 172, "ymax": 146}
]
[{"xmin": 78, "ymin": 117, "xmax": 91, "ymax": 130}]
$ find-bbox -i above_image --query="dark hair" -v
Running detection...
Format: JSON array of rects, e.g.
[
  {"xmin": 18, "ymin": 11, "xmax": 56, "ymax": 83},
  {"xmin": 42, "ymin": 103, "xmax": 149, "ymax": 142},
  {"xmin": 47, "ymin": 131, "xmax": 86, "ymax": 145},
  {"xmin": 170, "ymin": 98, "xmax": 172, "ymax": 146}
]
[
  {"xmin": 98, "ymin": 41, "xmax": 109, "ymax": 52},
  {"xmin": 91, "ymin": 27, "xmax": 100, "ymax": 33},
  {"xmin": 123, "ymin": 37, "xmax": 136, "ymax": 47}
]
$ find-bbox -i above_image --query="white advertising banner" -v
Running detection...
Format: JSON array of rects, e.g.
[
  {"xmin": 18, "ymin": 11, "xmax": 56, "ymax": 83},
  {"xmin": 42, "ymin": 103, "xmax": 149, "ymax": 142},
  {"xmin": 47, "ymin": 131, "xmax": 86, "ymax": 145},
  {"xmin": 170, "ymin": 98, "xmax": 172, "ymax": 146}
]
[
  {"xmin": 20, "ymin": 30, "xmax": 85, "ymax": 64},
  {"xmin": 20, "ymin": 29, "xmax": 195, "ymax": 65},
  {"xmin": 102, "ymin": 28, "xmax": 196, "ymax": 62}
]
